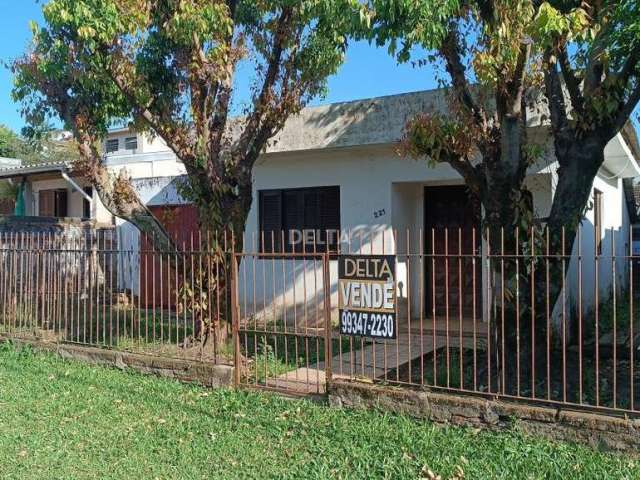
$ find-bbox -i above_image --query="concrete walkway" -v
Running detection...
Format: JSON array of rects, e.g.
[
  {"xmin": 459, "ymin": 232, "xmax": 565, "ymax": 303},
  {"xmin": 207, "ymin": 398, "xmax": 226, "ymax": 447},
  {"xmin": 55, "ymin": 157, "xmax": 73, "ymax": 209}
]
[{"xmin": 271, "ymin": 318, "xmax": 488, "ymax": 394}]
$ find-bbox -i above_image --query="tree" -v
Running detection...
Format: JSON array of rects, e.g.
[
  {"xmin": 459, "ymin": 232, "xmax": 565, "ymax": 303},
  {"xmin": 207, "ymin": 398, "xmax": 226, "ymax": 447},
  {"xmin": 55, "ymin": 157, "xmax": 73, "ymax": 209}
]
[
  {"xmin": 13, "ymin": 0, "xmax": 369, "ymax": 252},
  {"xmin": 539, "ymin": 1, "xmax": 640, "ymax": 237},
  {"xmin": 368, "ymin": 0, "xmax": 640, "ymax": 394},
  {"xmin": 371, "ymin": 0, "xmax": 539, "ymax": 237},
  {"xmin": 0, "ymin": 125, "xmax": 26, "ymax": 159},
  {"xmin": 370, "ymin": 1, "xmax": 555, "ymax": 392},
  {"xmin": 370, "ymin": 0, "xmax": 640, "ymax": 252}
]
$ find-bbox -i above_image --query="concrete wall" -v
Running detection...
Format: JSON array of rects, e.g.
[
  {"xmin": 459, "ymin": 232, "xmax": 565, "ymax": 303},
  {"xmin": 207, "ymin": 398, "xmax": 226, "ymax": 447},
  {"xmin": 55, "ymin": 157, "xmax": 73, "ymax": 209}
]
[
  {"xmin": 564, "ymin": 173, "xmax": 632, "ymax": 321},
  {"xmin": 92, "ymin": 150, "xmax": 187, "ymax": 224},
  {"xmin": 329, "ymin": 379, "xmax": 640, "ymax": 452},
  {"xmin": 104, "ymin": 153, "xmax": 186, "ymax": 179}
]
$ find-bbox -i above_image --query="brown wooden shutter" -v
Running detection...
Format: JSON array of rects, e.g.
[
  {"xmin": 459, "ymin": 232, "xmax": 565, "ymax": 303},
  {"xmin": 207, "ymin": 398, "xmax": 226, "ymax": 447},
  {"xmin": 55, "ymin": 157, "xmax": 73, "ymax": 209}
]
[
  {"xmin": 258, "ymin": 186, "xmax": 340, "ymax": 253},
  {"xmin": 39, "ymin": 190, "xmax": 55, "ymax": 217},
  {"xmin": 259, "ymin": 190, "xmax": 282, "ymax": 252},
  {"xmin": 302, "ymin": 190, "xmax": 320, "ymax": 252},
  {"xmin": 83, "ymin": 187, "xmax": 92, "ymax": 219},
  {"xmin": 320, "ymin": 187, "xmax": 340, "ymax": 252},
  {"xmin": 283, "ymin": 190, "xmax": 304, "ymax": 252}
]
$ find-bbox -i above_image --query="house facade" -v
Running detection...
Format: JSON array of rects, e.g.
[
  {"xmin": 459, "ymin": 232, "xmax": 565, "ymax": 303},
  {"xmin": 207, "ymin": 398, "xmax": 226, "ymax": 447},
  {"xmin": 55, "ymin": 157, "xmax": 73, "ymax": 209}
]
[
  {"xmin": 243, "ymin": 90, "xmax": 639, "ymax": 324},
  {"xmin": 0, "ymin": 90, "xmax": 638, "ymax": 323}
]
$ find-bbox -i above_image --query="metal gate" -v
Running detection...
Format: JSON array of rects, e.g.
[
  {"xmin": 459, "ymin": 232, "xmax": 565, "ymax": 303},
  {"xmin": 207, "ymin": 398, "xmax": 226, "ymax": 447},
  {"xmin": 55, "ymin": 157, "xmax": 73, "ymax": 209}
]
[{"xmin": 231, "ymin": 251, "xmax": 332, "ymax": 395}]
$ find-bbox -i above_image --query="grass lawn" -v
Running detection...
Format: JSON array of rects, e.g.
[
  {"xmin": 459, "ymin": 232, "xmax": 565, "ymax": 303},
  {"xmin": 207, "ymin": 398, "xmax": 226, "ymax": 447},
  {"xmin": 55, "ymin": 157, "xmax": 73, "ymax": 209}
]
[{"xmin": 0, "ymin": 344, "xmax": 637, "ymax": 480}]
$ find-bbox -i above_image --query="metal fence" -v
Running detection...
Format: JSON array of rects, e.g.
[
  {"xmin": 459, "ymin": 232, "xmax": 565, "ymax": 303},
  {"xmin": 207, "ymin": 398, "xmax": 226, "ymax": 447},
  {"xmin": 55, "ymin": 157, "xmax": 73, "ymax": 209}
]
[
  {"xmin": 0, "ymin": 229, "xmax": 232, "ymax": 363},
  {"xmin": 234, "ymin": 225, "xmax": 639, "ymax": 412},
  {"xmin": 0, "ymin": 226, "xmax": 639, "ymax": 416}
]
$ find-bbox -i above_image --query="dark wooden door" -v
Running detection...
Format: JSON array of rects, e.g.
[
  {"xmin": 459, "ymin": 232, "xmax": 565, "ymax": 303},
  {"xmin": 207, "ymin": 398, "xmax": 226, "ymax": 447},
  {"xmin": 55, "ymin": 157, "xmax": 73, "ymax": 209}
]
[{"xmin": 424, "ymin": 186, "xmax": 481, "ymax": 318}]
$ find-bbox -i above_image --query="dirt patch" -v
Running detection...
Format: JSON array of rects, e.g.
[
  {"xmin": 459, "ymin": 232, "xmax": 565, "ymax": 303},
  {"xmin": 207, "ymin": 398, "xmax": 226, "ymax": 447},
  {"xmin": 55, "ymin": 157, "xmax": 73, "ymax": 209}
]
[{"xmin": 387, "ymin": 345, "xmax": 640, "ymax": 411}]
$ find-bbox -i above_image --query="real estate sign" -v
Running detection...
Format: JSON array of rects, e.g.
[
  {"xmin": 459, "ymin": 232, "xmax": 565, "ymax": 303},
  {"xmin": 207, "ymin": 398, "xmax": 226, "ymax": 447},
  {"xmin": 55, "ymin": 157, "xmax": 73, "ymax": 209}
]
[{"xmin": 338, "ymin": 255, "xmax": 396, "ymax": 339}]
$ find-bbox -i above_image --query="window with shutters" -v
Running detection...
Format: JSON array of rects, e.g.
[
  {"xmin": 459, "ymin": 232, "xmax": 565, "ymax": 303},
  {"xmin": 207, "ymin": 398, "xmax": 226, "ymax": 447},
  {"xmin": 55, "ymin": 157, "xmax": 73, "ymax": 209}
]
[
  {"xmin": 39, "ymin": 189, "xmax": 68, "ymax": 218},
  {"xmin": 258, "ymin": 186, "xmax": 340, "ymax": 253}
]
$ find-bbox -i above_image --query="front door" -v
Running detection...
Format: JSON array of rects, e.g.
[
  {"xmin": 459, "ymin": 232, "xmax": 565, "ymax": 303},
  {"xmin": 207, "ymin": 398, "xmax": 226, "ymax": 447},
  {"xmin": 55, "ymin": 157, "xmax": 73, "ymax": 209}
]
[{"xmin": 424, "ymin": 186, "xmax": 481, "ymax": 318}]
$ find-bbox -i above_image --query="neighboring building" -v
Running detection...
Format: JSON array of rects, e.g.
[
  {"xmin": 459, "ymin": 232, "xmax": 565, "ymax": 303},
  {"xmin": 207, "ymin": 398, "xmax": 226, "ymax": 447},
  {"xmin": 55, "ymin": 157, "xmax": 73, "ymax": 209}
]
[
  {"xmin": 0, "ymin": 89, "xmax": 638, "ymax": 322},
  {"xmin": 0, "ymin": 161, "xmax": 93, "ymax": 219},
  {"xmin": 0, "ymin": 128, "xmax": 186, "ymax": 225}
]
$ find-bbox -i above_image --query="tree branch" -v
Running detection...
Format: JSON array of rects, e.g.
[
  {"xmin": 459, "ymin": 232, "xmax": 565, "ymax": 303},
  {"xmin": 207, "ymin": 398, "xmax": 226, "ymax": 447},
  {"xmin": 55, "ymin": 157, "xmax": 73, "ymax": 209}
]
[
  {"xmin": 512, "ymin": 45, "xmax": 529, "ymax": 99},
  {"xmin": 448, "ymin": 154, "xmax": 484, "ymax": 197},
  {"xmin": 582, "ymin": 12, "xmax": 614, "ymax": 95},
  {"xmin": 612, "ymin": 81, "xmax": 640, "ymax": 134},
  {"xmin": 543, "ymin": 49, "xmax": 574, "ymax": 163},
  {"xmin": 234, "ymin": 6, "xmax": 294, "ymax": 163},
  {"xmin": 241, "ymin": 24, "xmax": 305, "ymax": 171},
  {"xmin": 557, "ymin": 43, "xmax": 584, "ymax": 115},
  {"xmin": 207, "ymin": 29, "xmax": 238, "ymax": 164},
  {"xmin": 104, "ymin": 49, "xmax": 197, "ymax": 168},
  {"xmin": 599, "ymin": 47, "xmax": 640, "ymax": 136},
  {"xmin": 617, "ymin": 46, "xmax": 640, "ymax": 86},
  {"xmin": 440, "ymin": 28, "xmax": 488, "ymax": 133},
  {"xmin": 543, "ymin": 50, "xmax": 571, "ymax": 136},
  {"xmin": 186, "ymin": 32, "xmax": 215, "ymax": 147},
  {"xmin": 27, "ymin": 70, "xmax": 177, "ymax": 251}
]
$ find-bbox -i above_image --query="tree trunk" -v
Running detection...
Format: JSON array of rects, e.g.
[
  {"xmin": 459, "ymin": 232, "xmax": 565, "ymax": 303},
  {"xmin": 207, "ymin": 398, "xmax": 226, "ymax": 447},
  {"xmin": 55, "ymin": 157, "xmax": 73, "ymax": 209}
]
[
  {"xmin": 180, "ymin": 172, "xmax": 254, "ymax": 347},
  {"xmin": 546, "ymin": 135, "xmax": 605, "ymax": 333},
  {"xmin": 473, "ymin": 112, "xmax": 533, "ymax": 393},
  {"xmin": 548, "ymin": 138, "xmax": 605, "ymax": 244},
  {"xmin": 482, "ymin": 138, "xmax": 602, "ymax": 397},
  {"xmin": 81, "ymin": 154, "xmax": 176, "ymax": 253}
]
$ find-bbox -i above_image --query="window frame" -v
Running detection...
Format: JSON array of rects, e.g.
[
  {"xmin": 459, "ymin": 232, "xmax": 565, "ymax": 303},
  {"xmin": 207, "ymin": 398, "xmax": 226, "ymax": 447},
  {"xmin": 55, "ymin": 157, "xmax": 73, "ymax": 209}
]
[
  {"xmin": 105, "ymin": 138, "xmax": 119, "ymax": 153},
  {"xmin": 258, "ymin": 185, "xmax": 340, "ymax": 255},
  {"xmin": 124, "ymin": 136, "xmax": 138, "ymax": 151}
]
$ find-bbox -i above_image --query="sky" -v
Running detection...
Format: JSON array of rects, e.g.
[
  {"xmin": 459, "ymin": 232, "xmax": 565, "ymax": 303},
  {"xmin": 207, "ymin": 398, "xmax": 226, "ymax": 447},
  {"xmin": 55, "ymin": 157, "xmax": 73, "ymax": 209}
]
[
  {"xmin": 0, "ymin": 1, "xmax": 44, "ymax": 132},
  {"xmin": 2, "ymin": 2, "xmax": 634, "ymax": 135},
  {"xmin": 0, "ymin": 1, "xmax": 437, "ymax": 134}
]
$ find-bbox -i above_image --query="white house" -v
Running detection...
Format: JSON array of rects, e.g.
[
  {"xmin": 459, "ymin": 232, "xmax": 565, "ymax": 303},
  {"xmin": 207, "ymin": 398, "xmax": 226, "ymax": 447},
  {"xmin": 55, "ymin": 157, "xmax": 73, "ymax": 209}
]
[
  {"xmin": 242, "ymin": 91, "xmax": 640, "ymax": 328},
  {"xmin": 117, "ymin": 90, "xmax": 640, "ymax": 328},
  {"xmin": 0, "ymin": 89, "xmax": 638, "ymax": 326}
]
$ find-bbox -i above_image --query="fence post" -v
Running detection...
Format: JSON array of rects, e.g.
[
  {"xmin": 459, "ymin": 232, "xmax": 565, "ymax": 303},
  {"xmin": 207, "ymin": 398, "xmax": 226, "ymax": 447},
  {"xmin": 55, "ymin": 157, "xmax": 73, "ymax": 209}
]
[
  {"xmin": 231, "ymin": 249, "xmax": 241, "ymax": 388},
  {"xmin": 322, "ymin": 252, "xmax": 333, "ymax": 383}
]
